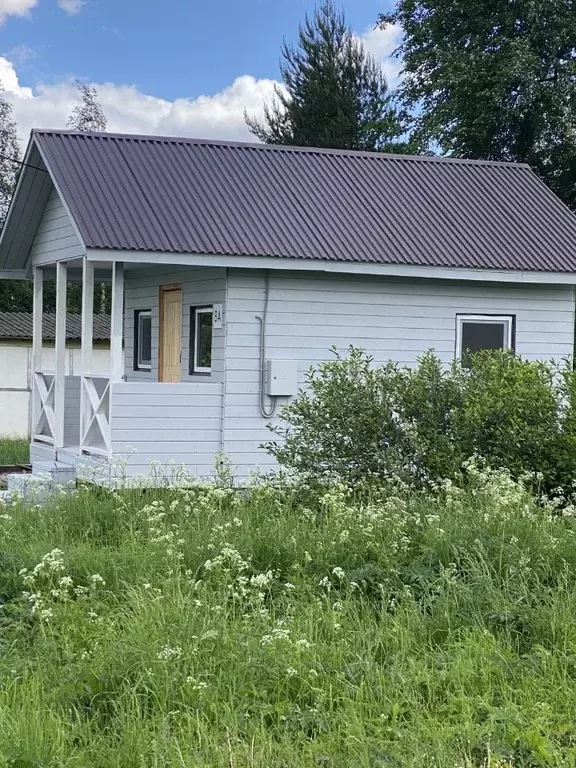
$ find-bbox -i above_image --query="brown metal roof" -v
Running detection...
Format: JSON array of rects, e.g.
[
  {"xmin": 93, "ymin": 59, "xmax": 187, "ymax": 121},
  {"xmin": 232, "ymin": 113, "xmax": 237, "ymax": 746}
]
[
  {"xmin": 30, "ymin": 129, "xmax": 576, "ymax": 273},
  {"xmin": 0, "ymin": 313, "xmax": 110, "ymax": 341}
]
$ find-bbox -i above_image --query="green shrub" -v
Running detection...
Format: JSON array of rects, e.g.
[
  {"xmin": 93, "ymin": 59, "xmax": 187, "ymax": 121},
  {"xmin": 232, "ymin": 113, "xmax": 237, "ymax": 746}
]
[
  {"xmin": 266, "ymin": 347, "xmax": 576, "ymax": 493},
  {"xmin": 264, "ymin": 347, "xmax": 411, "ymax": 485}
]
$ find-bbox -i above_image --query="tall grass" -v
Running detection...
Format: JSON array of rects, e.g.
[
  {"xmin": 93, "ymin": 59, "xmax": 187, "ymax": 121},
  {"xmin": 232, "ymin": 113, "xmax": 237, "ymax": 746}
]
[
  {"xmin": 0, "ymin": 438, "xmax": 29, "ymax": 466},
  {"xmin": 2, "ymin": 468, "xmax": 576, "ymax": 766}
]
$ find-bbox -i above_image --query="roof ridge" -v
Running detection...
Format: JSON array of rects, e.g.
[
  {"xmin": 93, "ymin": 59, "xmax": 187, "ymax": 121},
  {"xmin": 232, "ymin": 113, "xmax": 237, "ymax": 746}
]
[{"xmin": 30, "ymin": 129, "xmax": 531, "ymax": 169}]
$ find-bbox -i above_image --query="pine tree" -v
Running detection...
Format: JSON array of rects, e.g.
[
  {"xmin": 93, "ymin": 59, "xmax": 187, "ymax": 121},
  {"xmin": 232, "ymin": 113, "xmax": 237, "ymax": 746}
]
[
  {"xmin": 246, "ymin": 1, "xmax": 405, "ymax": 152},
  {"xmin": 0, "ymin": 86, "xmax": 21, "ymax": 228},
  {"xmin": 67, "ymin": 80, "xmax": 109, "ymax": 312},
  {"xmin": 67, "ymin": 81, "xmax": 107, "ymax": 133}
]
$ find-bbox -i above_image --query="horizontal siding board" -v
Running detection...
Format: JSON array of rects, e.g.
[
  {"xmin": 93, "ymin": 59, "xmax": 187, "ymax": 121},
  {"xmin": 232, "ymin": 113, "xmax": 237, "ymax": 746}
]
[
  {"xmin": 112, "ymin": 394, "xmax": 222, "ymax": 407},
  {"xmin": 30, "ymin": 187, "xmax": 84, "ymax": 266},
  {"xmin": 113, "ymin": 416, "xmax": 221, "ymax": 430},
  {"xmin": 112, "ymin": 381, "xmax": 222, "ymax": 396},
  {"xmin": 113, "ymin": 440, "xmax": 221, "ymax": 453},
  {"xmin": 114, "ymin": 426, "xmax": 220, "ymax": 441}
]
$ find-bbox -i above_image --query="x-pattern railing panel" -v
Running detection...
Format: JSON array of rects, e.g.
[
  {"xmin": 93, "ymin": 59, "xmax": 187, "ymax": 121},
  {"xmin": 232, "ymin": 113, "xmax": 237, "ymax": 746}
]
[
  {"xmin": 81, "ymin": 375, "xmax": 111, "ymax": 454},
  {"xmin": 32, "ymin": 371, "xmax": 56, "ymax": 443}
]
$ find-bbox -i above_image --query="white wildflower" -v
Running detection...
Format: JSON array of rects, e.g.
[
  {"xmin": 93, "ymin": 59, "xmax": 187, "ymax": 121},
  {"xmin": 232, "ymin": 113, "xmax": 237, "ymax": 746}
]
[{"xmin": 157, "ymin": 644, "xmax": 183, "ymax": 660}]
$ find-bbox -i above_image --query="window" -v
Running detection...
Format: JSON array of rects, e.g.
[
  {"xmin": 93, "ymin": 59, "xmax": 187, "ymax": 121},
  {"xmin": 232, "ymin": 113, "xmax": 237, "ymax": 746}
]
[
  {"xmin": 191, "ymin": 306, "xmax": 213, "ymax": 374},
  {"xmin": 134, "ymin": 310, "xmax": 152, "ymax": 370},
  {"xmin": 456, "ymin": 314, "xmax": 514, "ymax": 365}
]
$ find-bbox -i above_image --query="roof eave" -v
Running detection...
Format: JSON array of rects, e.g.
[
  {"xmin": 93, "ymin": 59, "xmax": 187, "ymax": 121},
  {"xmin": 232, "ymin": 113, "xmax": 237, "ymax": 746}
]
[{"xmin": 87, "ymin": 247, "xmax": 576, "ymax": 286}]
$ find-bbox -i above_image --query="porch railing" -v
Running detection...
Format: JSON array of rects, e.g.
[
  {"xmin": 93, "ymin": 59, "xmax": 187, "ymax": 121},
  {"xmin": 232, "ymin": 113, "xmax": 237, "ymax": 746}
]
[
  {"xmin": 32, "ymin": 371, "xmax": 56, "ymax": 445},
  {"xmin": 80, "ymin": 374, "xmax": 111, "ymax": 456}
]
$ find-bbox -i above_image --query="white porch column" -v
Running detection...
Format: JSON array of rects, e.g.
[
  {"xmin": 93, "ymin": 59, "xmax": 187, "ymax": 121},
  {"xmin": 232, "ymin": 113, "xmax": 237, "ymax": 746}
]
[
  {"xmin": 31, "ymin": 266, "xmax": 43, "ymax": 437},
  {"xmin": 81, "ymin": 258, "xmax": 94, "ymax": 375},
  {"xmin": 53, "ymin": 261, "xmax": 67, "ymax": 449},
  {"xmin": 110, "ymin": 262, "xmax": 124, "ymax": 382},
  {"xmin": 80, "ymin": 258, "xmax": 94, "ymax": 448}
]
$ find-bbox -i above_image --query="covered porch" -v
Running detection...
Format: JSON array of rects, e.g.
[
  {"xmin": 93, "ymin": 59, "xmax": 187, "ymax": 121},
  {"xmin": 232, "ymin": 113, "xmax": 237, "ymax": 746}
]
[
  {"xmin": 29, "ymin": 257, "xmax": 225, "ymax": 480},
  {"xmin": 30, "ymin": 259, "xmax": 123, "ymax": 461}
]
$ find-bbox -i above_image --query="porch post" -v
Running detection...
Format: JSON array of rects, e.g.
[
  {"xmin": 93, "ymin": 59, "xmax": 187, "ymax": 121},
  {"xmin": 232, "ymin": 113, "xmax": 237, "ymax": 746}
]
[
  {"xmin": 80, "ymin": 258, "xmax": 94, "ymax": 449},
  {"xmin": 81, "ymin": 258, "xmax": 94, "ymax": 375},
  {"xmin": 54, "ymin": 261, "xmax": 67, "ymax": 449},
  {"xmin": 110, "ymin": 262, "xmax": 124, "ymax": 382},
  {"xmin": 31, "ymin": 266, "xmax": 43, "ymax": 438}
]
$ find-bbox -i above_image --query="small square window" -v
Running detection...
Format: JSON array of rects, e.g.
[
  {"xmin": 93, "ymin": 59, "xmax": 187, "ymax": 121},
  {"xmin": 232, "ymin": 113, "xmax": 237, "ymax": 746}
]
[
  {"xmin": 134, "ymin": 310, "xmax": 152, "ymax": 370},
  {"xmin": 456, "ymin": 314, "xmax": 514, "ymax": 365},
  {"xmin": 191, "ymin": 306, "xmax": 213, "ymax": 374}
]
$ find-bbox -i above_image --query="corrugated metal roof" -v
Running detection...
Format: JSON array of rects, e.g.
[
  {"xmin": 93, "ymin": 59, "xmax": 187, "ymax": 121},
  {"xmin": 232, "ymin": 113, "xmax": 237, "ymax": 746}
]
[
  {"xmin": 0, "ymin": 312, "xmax": 110, "ymax": 341},
  {"xmin": 32, "ymin": 129, "xmax": 576, "ymax": 273}
]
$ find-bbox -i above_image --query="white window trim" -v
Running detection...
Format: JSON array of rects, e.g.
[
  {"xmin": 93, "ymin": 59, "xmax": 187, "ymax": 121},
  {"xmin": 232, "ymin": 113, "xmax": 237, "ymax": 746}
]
[
  {"xmin": 136, "ymin": 310, "xmax": 152, "ymax": 370},
  {"xmin": 193, "ymin": 306, "xmax": 213, "ymax": 374},
  {"xmin": 456, "ymin": 314, "xmax": 514, "ymax": 360}
]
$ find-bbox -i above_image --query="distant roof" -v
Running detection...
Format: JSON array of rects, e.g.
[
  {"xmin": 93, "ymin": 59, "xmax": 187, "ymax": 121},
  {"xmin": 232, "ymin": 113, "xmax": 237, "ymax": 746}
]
[
  {"xmin": 0, "ymin": 313, "xmax": 110, "ymax": 342},
  {"xmin": 14, "ymin": 129, "xmax": 576, "ymax": 273}
]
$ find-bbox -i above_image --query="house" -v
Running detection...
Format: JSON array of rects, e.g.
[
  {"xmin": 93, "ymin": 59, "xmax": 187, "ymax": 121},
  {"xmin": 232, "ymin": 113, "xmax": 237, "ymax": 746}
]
[
  {"xmin": 1, "ymin": 128, "xmax": 576, "ymax": 481},
  {"xmin": 0, "ymin": 313, "xmax": 110, "ymax": 440}
]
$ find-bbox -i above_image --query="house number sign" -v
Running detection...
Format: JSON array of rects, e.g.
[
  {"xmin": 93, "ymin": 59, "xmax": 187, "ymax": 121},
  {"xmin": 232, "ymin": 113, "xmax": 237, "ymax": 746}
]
[{"xmin": 213, "ymin": 304, "xmax": 223, "ymax": 329}]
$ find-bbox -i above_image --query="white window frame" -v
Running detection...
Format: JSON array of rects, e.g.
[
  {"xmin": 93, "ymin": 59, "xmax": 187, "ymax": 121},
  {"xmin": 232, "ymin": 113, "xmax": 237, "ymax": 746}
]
[
  {"xmin": 456, "ymin": 314, "xmax": 514, "ymax": 360},
  {"xmin": 193, "ymin": 306, "xmax": 213, "ymax": 374},
  {"xmin": 136, "ymin": 310, "xmax": 152, "ymax": 371}
]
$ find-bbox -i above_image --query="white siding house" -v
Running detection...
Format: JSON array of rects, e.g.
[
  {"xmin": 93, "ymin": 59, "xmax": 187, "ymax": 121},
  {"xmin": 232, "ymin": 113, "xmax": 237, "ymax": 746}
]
[{"xmin": 1, "ymin": 130, "xmax": 576, "ymax": 482}]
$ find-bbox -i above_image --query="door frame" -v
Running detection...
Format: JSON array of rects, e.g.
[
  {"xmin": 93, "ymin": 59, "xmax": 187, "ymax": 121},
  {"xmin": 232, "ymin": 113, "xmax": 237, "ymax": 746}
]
[{"xmin": 158, "ymin": 284, "xmax": 183, "ymax": 383}]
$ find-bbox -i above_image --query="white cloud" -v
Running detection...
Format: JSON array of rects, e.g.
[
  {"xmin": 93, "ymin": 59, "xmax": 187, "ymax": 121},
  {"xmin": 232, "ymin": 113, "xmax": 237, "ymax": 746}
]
[
  {"xmin": 0, "ymin": 20, "xmax": 403, "ymax": 149},
  {"xmin": 57, "ymin": 0, "xmax": 85, "ymax": 14},
  {"xmin": 361, "ymin": 22, "xmax": 404, "ymax": 88},
  {"xmin": 0, "ymin": 0, "xmax": 38, "ymax": 25},
  {"xmin": 0, "ymin": 56, "xmax": 281, "ymax": 147}
]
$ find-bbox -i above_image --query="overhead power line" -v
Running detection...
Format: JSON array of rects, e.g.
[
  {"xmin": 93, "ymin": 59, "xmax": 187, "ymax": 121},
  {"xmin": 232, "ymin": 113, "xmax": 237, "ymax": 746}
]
[{"xmin": 0, "ymin": 153, "xmax": 48, "ymax": 173}]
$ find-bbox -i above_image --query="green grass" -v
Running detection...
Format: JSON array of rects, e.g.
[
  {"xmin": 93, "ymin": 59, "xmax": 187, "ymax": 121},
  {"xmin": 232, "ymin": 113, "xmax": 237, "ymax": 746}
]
[
  {"xmin": 2, "ymin": 469, "xmax": 576, "ymax": 766},
  {"xmin": 0, "ymin": 438, "xmax": 29, "ymax": 466}
]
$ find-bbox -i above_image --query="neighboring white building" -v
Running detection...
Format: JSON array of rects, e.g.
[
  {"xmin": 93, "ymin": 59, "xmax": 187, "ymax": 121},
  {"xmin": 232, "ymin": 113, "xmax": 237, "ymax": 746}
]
[
  {"xmin": 1, "ymin": 130, "xmax": 576, "ymax": 481},
  {"xmin": 0, "ymin": 313, "xmax": 110, "ymax": 439}
]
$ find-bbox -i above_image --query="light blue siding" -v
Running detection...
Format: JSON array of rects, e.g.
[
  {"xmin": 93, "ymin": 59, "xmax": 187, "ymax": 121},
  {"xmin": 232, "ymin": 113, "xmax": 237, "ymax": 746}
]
[
  {"xmin": 123, "ymin": 265, "xmax": 227, "ymax": 383},
  {"xmin": 110, "ymin": 381, "xmax": 224, "ymax": 477},
  {"xmin": 29, "ymin": 188, "xmax": 84, "ymax": 265},
  {"xmin": 222, "ymin": 269, "xmax": 576, "ymax": 477}
]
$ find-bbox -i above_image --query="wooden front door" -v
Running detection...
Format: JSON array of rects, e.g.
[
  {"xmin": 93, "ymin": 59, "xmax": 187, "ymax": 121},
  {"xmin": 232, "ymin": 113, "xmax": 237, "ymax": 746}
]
[{"xmin": 159, "ymin": 285, "xmax": 182, "ymax": 382}]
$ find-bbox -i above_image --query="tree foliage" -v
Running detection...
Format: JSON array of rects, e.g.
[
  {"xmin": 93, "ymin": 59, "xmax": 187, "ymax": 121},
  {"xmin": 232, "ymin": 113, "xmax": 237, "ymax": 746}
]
[
  {"xmin": 0, "ymin": 86, "xmax": 20, "ymax": 227},
  {"xmin": 67, "ymin": 81, "xmax": 107, "ymax": 133},
  {"xmin": 247, "ymin": 1, "xmax": 406, "ymax": 151},
  {"xmin": 379, "ymin": 0, "xmax": 576, "ymax": 208}
]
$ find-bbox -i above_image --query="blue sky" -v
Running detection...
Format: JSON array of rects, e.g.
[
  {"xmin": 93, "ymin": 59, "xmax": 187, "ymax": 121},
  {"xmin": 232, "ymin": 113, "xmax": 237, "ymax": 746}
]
[{"xmin": 0, "ymin": 0, "xmax": 401, "ymax": 145}]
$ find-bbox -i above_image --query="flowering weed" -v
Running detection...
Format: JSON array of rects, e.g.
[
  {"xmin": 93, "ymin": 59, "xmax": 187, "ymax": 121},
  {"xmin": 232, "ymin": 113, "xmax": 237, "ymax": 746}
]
[{"xmin": 1, "ymin": 474, "xmax": 576, "ymax": 765}]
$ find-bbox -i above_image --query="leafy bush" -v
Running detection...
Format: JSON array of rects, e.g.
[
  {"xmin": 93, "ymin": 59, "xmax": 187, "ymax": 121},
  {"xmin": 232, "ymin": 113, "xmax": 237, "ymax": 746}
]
[
  {"xmin": 266, "ymin": 347, "xmax": 576, "ymax": 493},
  {"xmin": 265, "ymin": 347, "xmax": 411, "ymax": 484}
]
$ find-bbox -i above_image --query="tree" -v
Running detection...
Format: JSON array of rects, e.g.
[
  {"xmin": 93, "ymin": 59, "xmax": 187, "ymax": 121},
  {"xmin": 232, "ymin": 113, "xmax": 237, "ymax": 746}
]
[
  {"xmin": 67, "ymin": 81, "xmax": 107, "ymax": 133},
  {"xmin": 67, "ymin": 80, "xmax": 109, "ymax": 313},
  {"xmin": 246, "ymin": 1, "xmax": 406, "ymax": 152},
  {"xmin": 379, "ymin": 0, "xmax": 576, "ymax": 208},
  {"xmin": 0, "ymin": 86, "xmax": 20, "ymax": 227}
]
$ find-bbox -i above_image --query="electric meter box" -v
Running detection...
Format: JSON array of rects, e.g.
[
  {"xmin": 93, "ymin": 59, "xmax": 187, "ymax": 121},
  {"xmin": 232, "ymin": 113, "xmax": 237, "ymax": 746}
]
[{"xmin": 266, "ymin": 360, "xmax": 298, "ymax": 397}]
